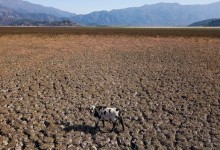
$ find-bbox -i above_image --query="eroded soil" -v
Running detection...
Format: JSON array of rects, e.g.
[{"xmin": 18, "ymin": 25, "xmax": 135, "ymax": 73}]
[{"xmin": 0, "ymin": 35, "xmax": 220, "ymax": 149}]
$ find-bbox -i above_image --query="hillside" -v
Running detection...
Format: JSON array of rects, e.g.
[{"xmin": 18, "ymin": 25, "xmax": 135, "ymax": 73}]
[
  {"xmin": 0, "ymin": 6, "xmax": 68, "ymax": 26},
  {"xmin": 0, "ymin": 0, "xmax": 78, "ymax": 26},
  {"xmin": 72, "ymin": 2, "xmax": 220, "ymax": 26},
  {"xmin": 0, "ymin": 0, "xmax": 75, "ymax": 18},
  {"xmin": 0, "ymin": 6, "xmax": 23, "ymax": 25},
  {"xmin": 11, "ymin": 19, "xmax": 80, "ymax": 26},
  {"xmin": 189, "ymin": 18, "xmax": 220, "ymax": 27}
]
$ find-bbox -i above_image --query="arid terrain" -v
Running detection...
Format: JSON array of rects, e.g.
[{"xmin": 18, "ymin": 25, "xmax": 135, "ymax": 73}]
[{"xmin": 0, "ymin": 28, "xmax": 220, "ymax": 149}]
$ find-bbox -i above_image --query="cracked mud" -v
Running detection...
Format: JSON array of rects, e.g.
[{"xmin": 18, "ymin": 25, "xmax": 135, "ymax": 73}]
[{"xmin": 0, "ymin": 34, "xmax": 220, "ymax": 149}]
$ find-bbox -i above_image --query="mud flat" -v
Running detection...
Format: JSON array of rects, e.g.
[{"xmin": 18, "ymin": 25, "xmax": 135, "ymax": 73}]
[{"xmin": 0, "ymin": 28, "xmax": 220, "ymax": 149}]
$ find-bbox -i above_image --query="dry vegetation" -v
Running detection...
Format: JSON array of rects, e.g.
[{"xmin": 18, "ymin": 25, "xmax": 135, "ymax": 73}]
[
  {"xmin": 0, "ymin": 27, "xmax": 220, "ymax": 38},
  {"xmin": 0, "ymin": 28, "xmax": 220, "ymax": 149}
]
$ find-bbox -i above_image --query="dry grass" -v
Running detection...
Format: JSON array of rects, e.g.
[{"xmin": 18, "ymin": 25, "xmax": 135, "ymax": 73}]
[{"xmin": 0, "ymin": 29, "xmax": 220, "ymax": 149}]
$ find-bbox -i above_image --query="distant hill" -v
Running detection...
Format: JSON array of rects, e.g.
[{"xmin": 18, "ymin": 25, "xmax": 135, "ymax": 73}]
[
  {"xmin": 72, "ymin": 2, "xmax": 220, "ymax": 26},
  {"xmin": 189, "ymin": 18, "xmax": 220, "ymax": 27},
  {"xmin": 11, "ymin": 19, "xmax": 80, "ymax": 26},
  {"xmin": 0, "ymin": 0, "xmax": 78, "ymax": 26},
  {"xmin": 0, "ymin": 6, "xmax": 79, "ymax": 26},
  {"xmin": 0, "ymin": 0, "xmax": 76, "ymax": 18},
  {"xmin": 0, "ymin": 5, "xmax": 65, "ymax": 25}
]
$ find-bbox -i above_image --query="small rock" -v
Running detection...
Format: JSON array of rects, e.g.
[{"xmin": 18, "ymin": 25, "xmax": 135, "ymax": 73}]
[
  {"xmin": 90, "ymin": 145, "xmax": 97, "ymax": 150},
  {"xmin": 95, "ymin": 136, "xmax": 110, "ymax": 147},
  {"xmin": 56, "ymin": 144, "xmax": 67, "ymax": 149},
  {"xmin": 3, "ymin": 140, "xmax": 8, "ymax": 146},
  {"xmin": 67, "ymin": 144, "xmax": 73, "ymax": 149},
  {"xmin": 40, "ymin": 143, "xmax": 55, "ymax": 150},
  {"xmin": 81, "ymin": 141, "xmax": 88, "ymax": 149},
  {"xmin": 72, "ymin": 136, "xmax": 82, "ymax": 145},
  {"xmin": 138, "ymin": 116, "xmax": 145, "ymax": 123}
]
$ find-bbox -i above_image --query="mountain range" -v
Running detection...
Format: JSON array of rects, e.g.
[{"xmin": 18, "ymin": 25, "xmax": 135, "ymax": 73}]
[
  {"xmin": 71, "ymin": 2, "xmax": 220, "ymax": 26},
  {"xmin": 0, "ymin": 0, "xmax": 220, "ymax": 26}
]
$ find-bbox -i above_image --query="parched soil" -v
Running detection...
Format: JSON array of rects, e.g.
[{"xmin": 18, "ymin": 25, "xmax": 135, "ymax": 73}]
[{"xmin": 0, "ymin": 32, "xmax": 220, "ymax": 149}]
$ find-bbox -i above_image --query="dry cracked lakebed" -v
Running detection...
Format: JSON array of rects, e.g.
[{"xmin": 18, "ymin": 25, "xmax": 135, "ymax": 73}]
[{"xmin": 0, "ymin": 34, "xmax": 220, "ymax": 149}]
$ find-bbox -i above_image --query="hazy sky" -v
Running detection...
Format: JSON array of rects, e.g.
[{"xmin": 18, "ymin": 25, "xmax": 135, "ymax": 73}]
[{"xmin": 25, "ymin": 0, "xmax": 219, "ymax": 14}]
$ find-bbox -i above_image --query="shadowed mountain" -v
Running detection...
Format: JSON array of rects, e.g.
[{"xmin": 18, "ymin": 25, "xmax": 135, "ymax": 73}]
[
  {"xmin": 189, "ymin": 18, "xmax": 220, "ymax": 27},
  {"xmin": 72, "ymin": 2, "xmax": 220, "ymax": 26}
]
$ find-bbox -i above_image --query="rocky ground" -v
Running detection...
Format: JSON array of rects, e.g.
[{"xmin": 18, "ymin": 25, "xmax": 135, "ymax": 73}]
[{"xmin": 0, "ymin": 34, "xmax": 220, "ymax": 149}]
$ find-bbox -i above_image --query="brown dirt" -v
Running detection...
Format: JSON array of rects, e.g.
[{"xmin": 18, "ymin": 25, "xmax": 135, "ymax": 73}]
[{"xmin": 0, "ymin": 33, "xmax": 220, "ymax": 149}]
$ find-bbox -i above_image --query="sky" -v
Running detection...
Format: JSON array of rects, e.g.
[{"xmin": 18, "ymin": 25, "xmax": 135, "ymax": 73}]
[{"xmin": 25, "ymin": 0, "xmax": 219, "ymax": 14}]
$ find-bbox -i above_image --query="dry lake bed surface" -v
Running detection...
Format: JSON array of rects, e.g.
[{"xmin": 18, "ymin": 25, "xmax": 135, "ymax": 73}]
[{"xmin": 0, "ymin": 27, "xmax": 220, "ymax": 149}]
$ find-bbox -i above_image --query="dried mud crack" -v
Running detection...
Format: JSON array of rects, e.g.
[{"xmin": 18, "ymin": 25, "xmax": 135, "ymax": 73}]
[{"xmin": 0, "ymin": 33, "xmax": 220, "ymax": 149}]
